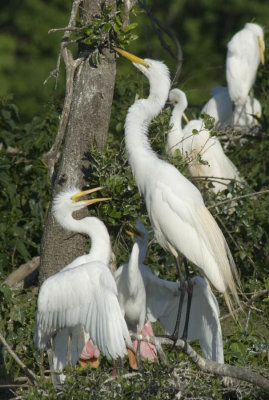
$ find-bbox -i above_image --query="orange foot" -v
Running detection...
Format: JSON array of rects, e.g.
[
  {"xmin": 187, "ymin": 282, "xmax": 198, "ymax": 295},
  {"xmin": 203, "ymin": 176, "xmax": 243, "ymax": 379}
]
[
  {"xmin": 127, "ymin": 348, "xmax": 138, "ymax": 370},
  {"xmin": 79, "ymin": 356, "xmax": 100, "ymax": 369}
]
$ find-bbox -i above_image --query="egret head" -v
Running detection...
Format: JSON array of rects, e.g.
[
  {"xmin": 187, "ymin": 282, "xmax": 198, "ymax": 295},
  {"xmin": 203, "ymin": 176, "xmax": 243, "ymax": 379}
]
[
  {"xmin": 169, "ymin": 89, "xmax": 188, "ymax": 109},
  {"xmin": 245, "ymin": 23, "xmax": 265, "ymax": 64},
  {"xmin": 52, "ymin": 187, "xmax": 110, "ymax": 221},
  {"xmin": 126, "ymin": 220, "xmax": 148, "ymax": 244},
  {"xmin": 114, "ymin": 47, "xmax": 170, "ymax": 94}
]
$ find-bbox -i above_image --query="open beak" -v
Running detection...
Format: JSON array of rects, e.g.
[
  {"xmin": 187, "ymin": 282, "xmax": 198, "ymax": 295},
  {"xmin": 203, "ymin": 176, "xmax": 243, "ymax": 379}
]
[
  {"xmin": 114, "ymin": 47, "xmax": 149, "ymax": 68},
  {"xmin": 71, "ymin": 187, "xmax": 111, "ymax": 205},
  {"xmin": 258, "ymin": 37, "xmax": 265, "ymax": 65}
]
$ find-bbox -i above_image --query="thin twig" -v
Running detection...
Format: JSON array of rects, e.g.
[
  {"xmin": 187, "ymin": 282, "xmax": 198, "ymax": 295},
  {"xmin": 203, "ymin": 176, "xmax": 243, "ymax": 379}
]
[
  {"xmin": 220, "ymin": 288, "xmax": 269, "ymax": 321},
  {"xmin": 0, "ymin": 330, "xmax": 37, "ymax": 385},
  {"xmin": 207, "ymin": 189, "xmax": 269, "ymax": 210}
]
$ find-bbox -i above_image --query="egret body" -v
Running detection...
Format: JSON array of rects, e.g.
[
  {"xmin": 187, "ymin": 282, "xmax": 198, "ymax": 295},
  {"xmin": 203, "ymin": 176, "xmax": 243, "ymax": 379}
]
[{"xmin": 115, "ymin": 48, "xmax": 240, "ymax": 316}]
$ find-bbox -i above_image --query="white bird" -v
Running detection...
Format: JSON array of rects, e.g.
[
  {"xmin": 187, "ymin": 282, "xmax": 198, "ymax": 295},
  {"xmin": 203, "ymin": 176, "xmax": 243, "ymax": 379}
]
[
  {"xmin": 201, "ymin": 85, "xmax": 261, "ymax": 127},
  {"xmin": 226, "ymin": 23, "xmax": 264, "ymax": 108},
  {"xmin": 115, "ymin": 220, "xmax": 224, "ymax": 363},
  {"xmin": 167, "ymin": 88, "xmax": 243, "ymax": 193},
  {"xmin": 115, "ymin": 220, "xmax": 149, "ymax": 333},
  {"xmin": 35, "ymin": 187, "xmax": 132, "ymax": 375},
  {"xmin": 114, "ymin": 48, "xmax": 240, "ymax": 321}
]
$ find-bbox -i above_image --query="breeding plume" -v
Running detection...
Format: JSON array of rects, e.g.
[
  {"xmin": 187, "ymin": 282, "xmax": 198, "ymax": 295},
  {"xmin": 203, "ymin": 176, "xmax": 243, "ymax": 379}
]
[
  {"xmin": 201, "ymin": 86, "xmax": 261, "ymax": 127},
  {"xmin": 35, "ymin": 187, "xmax": 132, "ymax": 376},
  {"xmin": 115, "ymin": 221, "xmax": 224, "ymax": 362},
  {"xmin": 167, "ymin": 88, "xmax": 243, "ymax": 193},
  {"xmin": 226, "ymin": 23, "xmax": 264, "ymax": 107},
  {"xmin": 115, "ymin": 48, "xmax": 240, "ymax": 317}
]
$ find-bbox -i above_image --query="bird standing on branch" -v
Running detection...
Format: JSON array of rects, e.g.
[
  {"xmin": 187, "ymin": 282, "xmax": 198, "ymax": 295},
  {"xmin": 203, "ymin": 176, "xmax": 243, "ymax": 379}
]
[{"xmin": 114, "ymin": 47, "xmax": 241, "ymax": 339}]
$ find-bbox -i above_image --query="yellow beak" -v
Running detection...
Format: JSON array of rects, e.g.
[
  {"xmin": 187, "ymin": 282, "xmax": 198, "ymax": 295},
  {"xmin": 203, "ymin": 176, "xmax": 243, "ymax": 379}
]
[
  {"xmin": 126, "ymin": 225, "xmax": 144, "ymax": 238},
  {"xmin": 71, "ymin": 187, "xmax": 111, "ymax": 205},
  {"xmin": 114, "ymin": 47, "xmax": 149, "ymax": 68},
  {"xmin": 258, "ymin": 36, "xmax": 265, "ymax": 65}
]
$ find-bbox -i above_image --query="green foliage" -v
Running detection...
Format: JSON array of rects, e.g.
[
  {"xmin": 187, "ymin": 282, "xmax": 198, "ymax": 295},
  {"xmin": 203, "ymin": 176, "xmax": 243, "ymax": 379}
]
[
  {"xmin": 1, "ymin": 3, "xmax": 269, "ymax": 399},
  {"xmin": 0, "ymin": 96, "xmax": 58, "ymax": 277}
]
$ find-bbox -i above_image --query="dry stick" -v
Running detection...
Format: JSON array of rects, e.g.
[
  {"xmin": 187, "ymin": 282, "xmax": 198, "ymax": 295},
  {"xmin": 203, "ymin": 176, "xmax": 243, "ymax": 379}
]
[
  {"xmin": 0, "ymin": 331, "xmax": 37, "ymax": 385},
  {"xmin": 220, "ymin": 288, "xmax": 269, "ymax": 321},
  {"xmin": 207, "ymin": 189, "xmax": 269, "ymax": 210},
  {"xmin": 4, "ymin": 256, "xmax": 40, "ymax": 288},
  {"xmin": 42, "ymin": 0, "xmax": 84, "ymax": 178},
  {"xmin": 130, "ymin": 333, "xmax": 269, "ymax": 393}
]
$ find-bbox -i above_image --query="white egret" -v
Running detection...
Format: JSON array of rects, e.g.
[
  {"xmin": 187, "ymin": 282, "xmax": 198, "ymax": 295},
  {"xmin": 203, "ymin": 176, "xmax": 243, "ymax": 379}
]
[
  {"xmin": 201, "ymin": 86, "xmax": 261, "ymax": 127},
  {"xmin": 35, "ymin": 187, "xmax": 132, "ymax": 376},
  {"xmin": 226, "ymin": 23, "xmax": 264, "ymax": 108},
  {"xmin": 114, "ymin": 220, "xmax": 157, "ymax": 368},
  {"xmin": 114, "ymin": 48, "xmax": 241, "ymax": 333},
  {"xmin": 167, "ymin": 88, "xmax": 243, "ymax": 193},
  {"xmin": 115, "ymin": 220, "xmax": 224, "ymax": 363}
]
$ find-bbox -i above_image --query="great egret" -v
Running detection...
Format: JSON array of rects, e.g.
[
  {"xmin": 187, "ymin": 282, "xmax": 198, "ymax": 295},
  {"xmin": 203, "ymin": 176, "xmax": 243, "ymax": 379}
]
[
  {"xmin": 167, "ymin": 88, "xmax": 243, "ymax": 193},
  {"xmin": 35, "ymin": 187, "xmax": 132, "ymax": 377},
  {"xmin": 226, "ymin": 23, "xmax": 264, "ymax": 108},
  {"xmin": 114, "ymin": 48, "xmax": 240, "ymax": 332},
  {"xmin": 115, "ymin": 220, "xmax": 224, "ymax": 362},
  {"xmin": 114, "ymin": 220, "xmax": 157, "ymax": 367},
  {"xmin": 201, "ymin": 86, "xmax": 261, "ymax": 127}
]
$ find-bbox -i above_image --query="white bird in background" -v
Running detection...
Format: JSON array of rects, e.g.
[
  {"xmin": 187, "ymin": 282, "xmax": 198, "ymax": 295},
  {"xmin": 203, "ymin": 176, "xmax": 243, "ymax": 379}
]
[
  {"xmin": 35, "ymin": 187, "xmax": 132, "ymax": 377},
  {"xmin": 167, "ymin": 88, "xmax": 243, "ymax": 193},
  {"xmin": 201, "ymin": 85, "xmax": 262, "ymax": 127},
  {"xmin": 114, "ymin": 48, "xmax": 240, "ymax": 330},
  {"xmin": 226, "ymin": 23, "xmax": 264, "ymax": 114},
  {"xmin": 115, "ymin": 220, "xmax": 224, "ymax": 363}
]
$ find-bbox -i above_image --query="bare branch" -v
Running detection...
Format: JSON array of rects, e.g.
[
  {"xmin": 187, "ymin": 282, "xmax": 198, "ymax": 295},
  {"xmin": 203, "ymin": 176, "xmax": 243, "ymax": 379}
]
[
  {"xmin": 130, "ymin": 333, "xmax": 269, "ymax": 393},
  {"xmin": 207, "ymin": 189, "xmax": 269, "ymax": 210},
  {"xmin": 220, "ymin": 289, "xmax": 269, "ymax": 321},
  {"xmin": 4, "ymin": 257, "xmax": 40, "ymax": 288},
  {"xmin": 0, "ymin": 330, "xmax": 37, "ymax": 385},
  {"xmin": 42, "ymin": 0, "xmax": 85, "ymax": 178}
]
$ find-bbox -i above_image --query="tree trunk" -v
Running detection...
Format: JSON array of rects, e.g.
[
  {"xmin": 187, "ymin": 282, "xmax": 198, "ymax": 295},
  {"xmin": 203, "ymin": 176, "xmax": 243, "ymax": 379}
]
[{"xmin": 39, "ymin": 0, "xmax": 116, "ymax": 284}]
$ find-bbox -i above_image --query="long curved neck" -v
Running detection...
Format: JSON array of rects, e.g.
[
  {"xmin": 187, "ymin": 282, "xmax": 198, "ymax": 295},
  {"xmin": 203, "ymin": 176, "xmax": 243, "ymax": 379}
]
[
  {"xmin": 167, "ymin": 104, "xmax": 184, "ymax": 156},
  {"xmin": 125, "ymin": 83, "xmax": 169, "ymax": 195},
  {"xmin": 127, "ymin": 242, "xmax": 141, "ymax": 294},
  {"xmin": 58, "ymin": 214, "xmax": 111, "ymax": 266}
]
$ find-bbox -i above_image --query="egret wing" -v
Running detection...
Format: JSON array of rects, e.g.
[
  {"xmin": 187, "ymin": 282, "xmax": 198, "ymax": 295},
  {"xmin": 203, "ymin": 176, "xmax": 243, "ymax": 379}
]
[{"xmin": 35, "ymin": 261, "xmax": 131, "ymax": 359}]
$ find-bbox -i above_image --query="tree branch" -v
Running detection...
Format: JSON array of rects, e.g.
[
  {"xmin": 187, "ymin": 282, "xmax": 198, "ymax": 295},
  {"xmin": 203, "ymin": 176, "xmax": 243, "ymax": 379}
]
[
  {"xmin": 220, "ymin": 288, "xmax": 269, "ymax": 321},
  {"xmin": 207, "ymin": 189, "xmax": 269, "ymax": 210},
  {"xmin": 4, "ymin": 257, "xmax": 40, "ymax": 288},
  {"xmin": 42, "ymin": 0, "xmax": 84, "ymax": 178},
  {"xmin": 130, "ymin": 333, "xmax": 269, "ymax": 393},
  {"xmin": 0, "ymin": 330, "xmax": 37, "ymax": 385}
]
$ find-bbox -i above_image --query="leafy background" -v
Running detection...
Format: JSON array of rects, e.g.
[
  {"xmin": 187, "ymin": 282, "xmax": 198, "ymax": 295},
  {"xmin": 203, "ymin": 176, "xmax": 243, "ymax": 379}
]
[{"xmin": 0, "ymin": 0, "xmax": 269, "ymax": 399}]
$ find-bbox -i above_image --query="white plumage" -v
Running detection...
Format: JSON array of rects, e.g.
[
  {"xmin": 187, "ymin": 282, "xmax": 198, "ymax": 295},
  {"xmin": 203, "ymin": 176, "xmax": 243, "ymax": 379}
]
[
  {"xmin": 167, "ymin": 88, "xmax": 243, "ymax": 193},
  {"xmin": 226, "ymin": 23, "xmax": 264, "ymax": 107},
  {"xmin": 201, "ymin": 85, "xmax": 261, "ymax": 127},
  {"xmin": 115, "ymin": 48, "xmax": 240, "ymax": 315},
  {"xmin": 114, "ymin": 220, "xmax": 148, "ymax": 332},
  {"xmin": 115, "ymin": 220, "xmax": 224, "ymax": 362},
  {"xmin": 35, "ymin": 187, "xmax": 132, "ymax": 371}
]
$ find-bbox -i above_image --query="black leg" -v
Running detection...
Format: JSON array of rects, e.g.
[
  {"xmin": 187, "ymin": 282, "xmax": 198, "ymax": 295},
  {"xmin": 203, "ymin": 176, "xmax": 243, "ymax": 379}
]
[
  {"xmin": 170, "ymin": 256, "xmax": 187, "ymax": 342},
  {"xmin": 181, "ymin": 259, "xmax": 193, "ymax": 341}
]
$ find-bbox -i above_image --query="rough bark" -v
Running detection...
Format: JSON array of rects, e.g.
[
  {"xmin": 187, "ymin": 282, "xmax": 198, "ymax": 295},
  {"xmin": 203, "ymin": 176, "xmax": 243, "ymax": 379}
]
[{"xmin": 39, "ymin": 0, "xmax": 116, "ymax": 284}]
